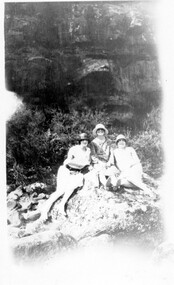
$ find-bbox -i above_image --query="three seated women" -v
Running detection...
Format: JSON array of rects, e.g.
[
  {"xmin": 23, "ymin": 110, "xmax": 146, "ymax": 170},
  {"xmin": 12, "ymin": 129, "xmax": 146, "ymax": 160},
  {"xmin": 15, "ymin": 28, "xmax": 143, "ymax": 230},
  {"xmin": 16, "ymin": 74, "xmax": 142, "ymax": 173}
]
[{"xmin": 24, "ymin": 123, "xmax": 153, "ymax": 222}]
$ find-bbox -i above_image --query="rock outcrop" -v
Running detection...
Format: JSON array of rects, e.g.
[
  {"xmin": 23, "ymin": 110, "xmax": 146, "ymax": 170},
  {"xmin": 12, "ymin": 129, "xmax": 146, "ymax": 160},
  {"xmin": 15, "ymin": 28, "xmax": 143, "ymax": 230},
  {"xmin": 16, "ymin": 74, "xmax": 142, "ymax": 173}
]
[
  {"xmin": 5, "ymin": 2, "xmax": 163, "ymax": 262},
  {"xmin": 7, "ymin": 178, "xmax": 163, "ymax": 262},
  {"xmin": 5, "ymin": 2, "xmax": 161, "ymax": 126}
]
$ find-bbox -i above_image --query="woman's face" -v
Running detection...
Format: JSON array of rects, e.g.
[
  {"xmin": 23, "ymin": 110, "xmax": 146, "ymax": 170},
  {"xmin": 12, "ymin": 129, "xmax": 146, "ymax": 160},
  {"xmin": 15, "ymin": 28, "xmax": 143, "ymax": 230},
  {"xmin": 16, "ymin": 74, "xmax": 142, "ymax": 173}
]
[
  {"xmin": 96, "ymin": 128, "xmax": 105, "ymax": 136},
  {"xmin": 117, "ymin": 139, "xmax": 126, "ymax": 149},
  {"xmin": 80, "ymin": 139, "xmax": 88, "ymax": 147}
]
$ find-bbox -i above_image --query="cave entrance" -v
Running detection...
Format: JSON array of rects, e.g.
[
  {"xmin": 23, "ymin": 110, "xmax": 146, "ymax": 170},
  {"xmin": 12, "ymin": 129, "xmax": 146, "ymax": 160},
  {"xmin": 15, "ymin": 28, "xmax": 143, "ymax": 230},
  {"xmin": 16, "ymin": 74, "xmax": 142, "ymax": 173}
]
[{"xmin": 77, "ymin": 70, "xmax": 114, "ymax": 110}]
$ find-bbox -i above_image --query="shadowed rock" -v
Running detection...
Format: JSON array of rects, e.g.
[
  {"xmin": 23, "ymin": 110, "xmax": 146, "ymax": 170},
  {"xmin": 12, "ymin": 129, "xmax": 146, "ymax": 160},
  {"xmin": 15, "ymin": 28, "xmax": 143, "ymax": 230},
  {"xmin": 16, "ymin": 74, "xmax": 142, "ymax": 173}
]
[{"xmin": 8, "ymin": 181, "xmax": 163, "ymax": 262}]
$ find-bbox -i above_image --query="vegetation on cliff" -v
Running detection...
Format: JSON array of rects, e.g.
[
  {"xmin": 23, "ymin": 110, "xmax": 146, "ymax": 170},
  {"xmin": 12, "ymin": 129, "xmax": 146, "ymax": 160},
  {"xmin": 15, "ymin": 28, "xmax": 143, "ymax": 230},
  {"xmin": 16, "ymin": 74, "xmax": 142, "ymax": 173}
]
[
  {"xmin": 5, "ymin": 2, "xmax": 162, "ymax": 187},
  {"xmin": 5, "ymin": 3, "xmax": 164, "ymax": 261}
]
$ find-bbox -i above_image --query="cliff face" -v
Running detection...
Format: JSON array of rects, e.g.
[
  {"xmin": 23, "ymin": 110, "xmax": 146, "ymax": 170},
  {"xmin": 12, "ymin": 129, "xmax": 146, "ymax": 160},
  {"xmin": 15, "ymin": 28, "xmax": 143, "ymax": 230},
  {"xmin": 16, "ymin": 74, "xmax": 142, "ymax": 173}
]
[{"xmin": 5, "ymin": 2, "xmax": 161, "ymax": 125}]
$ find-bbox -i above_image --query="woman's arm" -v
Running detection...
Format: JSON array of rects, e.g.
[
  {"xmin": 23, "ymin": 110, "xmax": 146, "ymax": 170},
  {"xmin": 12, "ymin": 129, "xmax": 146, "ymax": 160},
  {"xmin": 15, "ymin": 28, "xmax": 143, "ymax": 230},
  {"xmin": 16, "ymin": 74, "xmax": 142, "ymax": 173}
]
[
  {"xmin": 89, "ymin": 142, "xmax": 99, "ymax": 164},
  {"xmin": 130, "ymin": 147, "xmax": 141, "ymax": 166},
  {"xmin": 63, "ymin": 147, "xmax": 75, "ymax": 165},
  {"xmin": 90, "ymin": 141, "xmax": 97, "ymax": 156},
  {"xmin": 107, "ymin": 147, "xmax": 115, "ymax": 166},
  {"xmin": 112, "ymin": 149, "xmax": 121, "ymax": 172}
]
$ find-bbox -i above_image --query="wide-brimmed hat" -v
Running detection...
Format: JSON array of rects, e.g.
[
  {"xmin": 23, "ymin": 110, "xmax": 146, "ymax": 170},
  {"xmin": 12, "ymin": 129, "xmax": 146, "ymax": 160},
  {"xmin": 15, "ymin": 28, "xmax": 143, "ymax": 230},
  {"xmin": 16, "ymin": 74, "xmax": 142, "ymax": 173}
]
[
  {"xmin": 78, "ymin": 133, "xmax": 89, "ymax": 141},
  {"xmin": 115, "ymin": 134, "xmax": 127, "ymax": 144},
  {"xmin": 92, "ymin": 124, "xmax": 108, "ymax": 136}
]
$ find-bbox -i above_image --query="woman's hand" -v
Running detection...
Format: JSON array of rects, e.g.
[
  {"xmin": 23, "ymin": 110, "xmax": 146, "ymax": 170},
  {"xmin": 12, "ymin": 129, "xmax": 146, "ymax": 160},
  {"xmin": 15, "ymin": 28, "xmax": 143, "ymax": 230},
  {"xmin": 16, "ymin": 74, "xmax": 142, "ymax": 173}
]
[
  {"xmin": 106, "ymin": 161, "xmax": 111, "ymax": 168},
  {"xmin": 92, "ymin": 157, "xmax": 99, "ymax": 164},
  {"xmin": 88, "ymin": 165, "xmax": 93, "ymax": 171}
]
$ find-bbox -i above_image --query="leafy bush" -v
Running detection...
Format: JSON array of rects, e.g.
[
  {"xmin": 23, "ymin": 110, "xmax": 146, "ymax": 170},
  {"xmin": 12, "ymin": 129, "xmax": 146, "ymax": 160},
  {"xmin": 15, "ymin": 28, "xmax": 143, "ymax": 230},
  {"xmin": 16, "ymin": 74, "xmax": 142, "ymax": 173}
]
[
  {"xmin": 124, "ymin": 108, "xmax": 163, "ymax": 178},
  {"xmin": 7, "ymin": 106, "xmax": 51, "ymax": 186},
  {"xmin": 106, "ymin": 107, "xmax": 163, "ymax": 178},
  {"xmin": 6, "ymin": 105, "xmax": 163, "ymax": 187},
  {"xmin": 129, "ymin": 129, "xmax": 163, "ymax": 178},
  {"xmin": 6, "ymin": 106, "xmax": 110, "ymax": 186}
]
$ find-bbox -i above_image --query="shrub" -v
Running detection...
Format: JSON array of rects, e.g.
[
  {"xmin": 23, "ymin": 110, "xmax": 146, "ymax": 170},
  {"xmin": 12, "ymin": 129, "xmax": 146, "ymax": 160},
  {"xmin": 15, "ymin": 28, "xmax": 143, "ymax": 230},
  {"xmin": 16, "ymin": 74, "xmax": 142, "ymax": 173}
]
[
  {"xmin": 6, "ymin": 106, "xmax": 52, "ymax": 186},
  {"xmin": 127, "ymin": 107, "xmax": 163, "ymax": 178},
  {"xmin": 6, "ymin": 105, "xmax": 163, "ymax": 187},
  {"xmin": 6, "ymin": 106, "xmax": 111, "ymax": 186},
  {"xmin": 106, "ymin": 107, "xmax": 163, "ymax": 178},
  {"xmin": 129, "ymin": 129, "xmax": 163, "ymax": 178}
]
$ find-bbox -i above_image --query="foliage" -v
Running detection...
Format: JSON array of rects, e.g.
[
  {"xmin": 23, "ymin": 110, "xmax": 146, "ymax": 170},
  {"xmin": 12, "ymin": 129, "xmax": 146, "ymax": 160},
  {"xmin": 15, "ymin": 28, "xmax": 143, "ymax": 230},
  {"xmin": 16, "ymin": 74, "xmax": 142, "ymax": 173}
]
[
  {"xmin": 126, "ymin": 108, "xmax": 163, "ymax": 178},
  {"xmin": 6, "ymin": 106, "xmax": 110, "ymax": 187},
  {"xmin": 106, "ymin": 107, "xmax": 163, "ymax": 178},
  {"xmin": 7, "ymin": 106, "xmax": 51, "ymax": 186},
  {"xmin": 7, "ymin": 104, "xmax": 163, "ymax": 188}
]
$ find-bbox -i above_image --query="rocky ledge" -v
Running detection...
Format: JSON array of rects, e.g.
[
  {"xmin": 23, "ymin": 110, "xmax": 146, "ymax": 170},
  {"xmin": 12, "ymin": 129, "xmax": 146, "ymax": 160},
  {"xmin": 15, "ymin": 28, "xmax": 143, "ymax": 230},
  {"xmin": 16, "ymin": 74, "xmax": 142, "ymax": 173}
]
[{"xmin": 7, "ymin": 177, "xmax": 163, "ymax": 262}]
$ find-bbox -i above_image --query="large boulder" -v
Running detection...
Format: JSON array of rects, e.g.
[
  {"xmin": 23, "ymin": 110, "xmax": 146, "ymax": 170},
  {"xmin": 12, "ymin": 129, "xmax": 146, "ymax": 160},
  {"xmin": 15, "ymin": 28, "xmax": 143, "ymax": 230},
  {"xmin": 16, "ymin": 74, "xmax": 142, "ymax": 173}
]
[{"xmin": 8, "ymin": 182, "xmax": 163, "ymax": 262}]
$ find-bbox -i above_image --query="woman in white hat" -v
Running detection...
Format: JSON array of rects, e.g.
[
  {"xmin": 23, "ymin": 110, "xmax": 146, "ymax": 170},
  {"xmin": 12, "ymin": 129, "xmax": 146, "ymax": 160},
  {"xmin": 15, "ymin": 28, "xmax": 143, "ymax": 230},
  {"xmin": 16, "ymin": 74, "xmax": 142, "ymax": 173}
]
[
  {"xmin": 24, "ymin": 133, "xmax": 92, "ymax": 221},
  {"xmin": 113, "ymin": 134, "xmax": 153, "ymax": 196},
  {"xmin": 90, "ymin": 123, "xmax": 117, "ymax": 188}
]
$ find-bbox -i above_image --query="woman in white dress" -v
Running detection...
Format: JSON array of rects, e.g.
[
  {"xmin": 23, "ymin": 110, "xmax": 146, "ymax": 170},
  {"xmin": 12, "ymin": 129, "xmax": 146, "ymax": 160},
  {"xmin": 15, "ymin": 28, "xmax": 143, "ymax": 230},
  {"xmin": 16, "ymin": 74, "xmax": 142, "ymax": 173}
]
[
  {"xmin": 113, "ymin": 134, "xmax": 153, "ymax": 196},
  {"xmin": 24, "ymin": 133, "xmax": 91, "ymax": 221}
]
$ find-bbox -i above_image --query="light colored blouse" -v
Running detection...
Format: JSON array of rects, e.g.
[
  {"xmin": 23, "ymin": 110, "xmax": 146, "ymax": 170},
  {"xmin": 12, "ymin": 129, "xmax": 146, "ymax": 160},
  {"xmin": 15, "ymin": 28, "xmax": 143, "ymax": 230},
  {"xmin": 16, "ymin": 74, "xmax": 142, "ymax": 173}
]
[
  {"xmin": 113, "ymin": 146, "xmax": 141, "ymax": 172},
  {"xmin": 64, "ymin": 145, "xmax": 91, "ymax": 168}
]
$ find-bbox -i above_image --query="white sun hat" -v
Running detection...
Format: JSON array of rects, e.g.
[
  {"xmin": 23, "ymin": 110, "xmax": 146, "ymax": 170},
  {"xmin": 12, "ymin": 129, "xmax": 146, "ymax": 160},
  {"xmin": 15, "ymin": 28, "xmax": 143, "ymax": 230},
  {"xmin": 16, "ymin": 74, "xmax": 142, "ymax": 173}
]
[{"xmin": 92, "ymin": 123, "xmax": 108, "ymax": 136}]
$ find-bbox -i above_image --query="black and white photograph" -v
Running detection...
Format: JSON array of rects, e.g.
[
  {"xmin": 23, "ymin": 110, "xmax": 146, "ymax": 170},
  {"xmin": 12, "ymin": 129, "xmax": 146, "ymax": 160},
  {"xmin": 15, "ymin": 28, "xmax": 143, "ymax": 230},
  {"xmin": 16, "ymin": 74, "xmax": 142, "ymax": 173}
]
[{"xmin": 1, "ymin": 0, "xmax": 174, "ymax": 284}]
